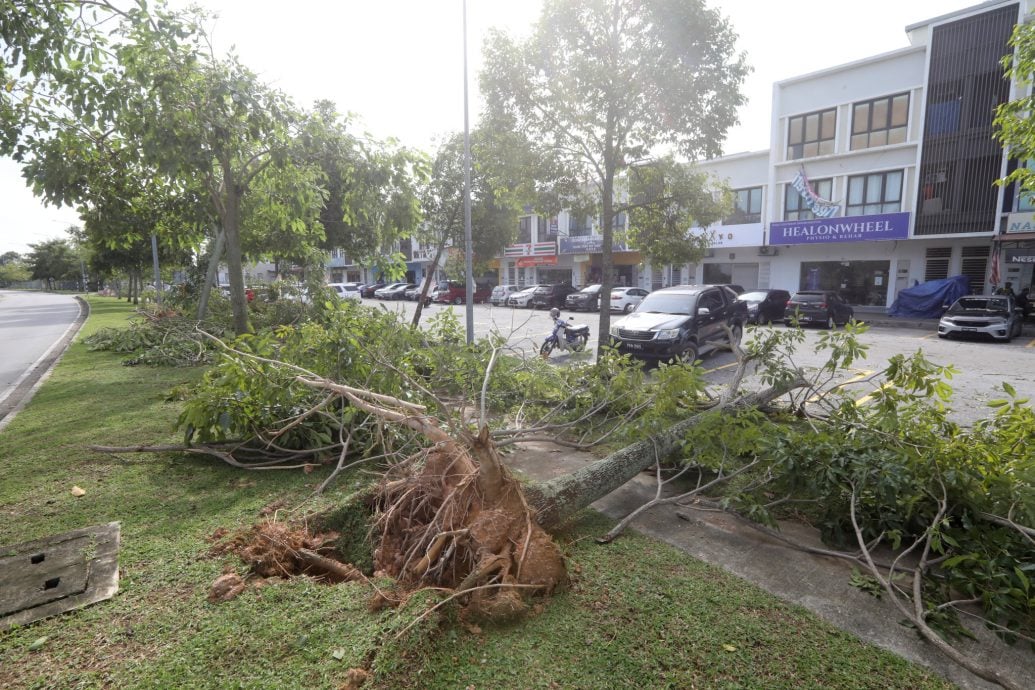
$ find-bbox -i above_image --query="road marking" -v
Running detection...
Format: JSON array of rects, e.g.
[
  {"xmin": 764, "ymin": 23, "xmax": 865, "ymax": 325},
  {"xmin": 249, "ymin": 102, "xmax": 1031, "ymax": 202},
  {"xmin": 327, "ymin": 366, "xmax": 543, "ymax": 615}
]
[
  {"xmin": 919, "ymin": 333, "xmax": 939, "ymax": 340},
  {"xmin": 855, "ymin": 382, "xmax": 892, "ymax": 406},
  {"xmin": 807, "ymin": 370, "xmax": 873, "ymax": 403},
  {"xmin": 703, "ymin": 361, "xmax": 738, "ymax": 373}
]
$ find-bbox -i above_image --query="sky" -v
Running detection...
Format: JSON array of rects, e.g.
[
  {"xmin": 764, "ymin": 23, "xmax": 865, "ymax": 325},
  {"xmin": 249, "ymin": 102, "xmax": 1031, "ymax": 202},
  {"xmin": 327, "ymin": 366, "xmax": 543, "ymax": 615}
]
[{"xmin": 0, "ymin": 0, "xmax": 985, "ymax": 255}]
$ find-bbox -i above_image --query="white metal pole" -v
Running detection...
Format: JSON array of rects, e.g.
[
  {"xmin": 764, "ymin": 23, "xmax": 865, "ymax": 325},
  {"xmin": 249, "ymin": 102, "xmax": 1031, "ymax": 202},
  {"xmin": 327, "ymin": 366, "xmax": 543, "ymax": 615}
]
[{"xmin": 462, "ymin": 0, "xmax": 474, "ymax": 344}]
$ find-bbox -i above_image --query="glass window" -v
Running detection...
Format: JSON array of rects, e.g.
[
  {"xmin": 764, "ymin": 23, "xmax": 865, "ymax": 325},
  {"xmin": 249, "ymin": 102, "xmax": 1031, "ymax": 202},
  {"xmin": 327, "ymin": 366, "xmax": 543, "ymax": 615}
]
[
  {"xmin": 518, "ymin": 216, "xmax": 532, "ymax": 243},
  {"xmin": 846, "ymin": 170, "xmax": 903, "ymax": 216},
  {"xmin": 850, "ymin": 93, "xmax": 910, "ymax": 151},
  {"xmin": 724, "ymin": 187, "xmax": 762, "ymax": 224},
  {"xmin": 784, "ymin": 178, "xmax": 832, "ymax": 221},
  {"xmin": 787, "ymin": 108, "xmax": 836, "ymax": 160}
]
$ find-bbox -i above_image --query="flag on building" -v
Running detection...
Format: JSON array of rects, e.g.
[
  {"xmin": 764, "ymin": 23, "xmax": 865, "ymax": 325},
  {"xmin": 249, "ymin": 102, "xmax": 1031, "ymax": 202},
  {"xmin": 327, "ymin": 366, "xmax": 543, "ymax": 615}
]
[
  {"xmin": 989, "ymin": 239, "xmax": 1001, "ymax": 287},
  {"xmin": 792, "ymin": 167, "xmax": 841, "ymax": 218}
]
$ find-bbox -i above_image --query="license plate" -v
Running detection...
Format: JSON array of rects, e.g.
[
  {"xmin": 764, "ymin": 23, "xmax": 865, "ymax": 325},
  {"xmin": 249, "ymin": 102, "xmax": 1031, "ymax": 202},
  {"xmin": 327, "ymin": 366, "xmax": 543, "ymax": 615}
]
[
  {"xmin": 962, "ymin": 327, "xmax": 977, "ymax": 332},
  {"xmin": 625, "ymin": 342, "xmax": 643, "ymax": 350}
]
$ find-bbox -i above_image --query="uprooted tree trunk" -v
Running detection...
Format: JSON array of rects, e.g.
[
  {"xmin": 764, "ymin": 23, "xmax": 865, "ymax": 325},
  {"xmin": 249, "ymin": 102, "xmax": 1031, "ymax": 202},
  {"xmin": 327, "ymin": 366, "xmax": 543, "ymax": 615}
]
[{"xmin": 523, "ymin": 376, "xmax": 807, "ymax": 530}]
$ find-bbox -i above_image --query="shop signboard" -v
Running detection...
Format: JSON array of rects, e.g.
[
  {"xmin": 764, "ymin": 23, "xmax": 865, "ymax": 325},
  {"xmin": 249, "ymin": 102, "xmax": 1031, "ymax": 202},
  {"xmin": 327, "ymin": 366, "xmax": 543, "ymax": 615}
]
[
  {"xmin": 1006, "ymin": 212, "xmax": 1035, "ymax": 234},
  {"xmin": 689, "ymin": 222, "xmax": 764, "ymax": 248},
  {"xmin": 516, "ymin": 255, "xmax": 558, "ymax": 268},
  {"xmin": 1005, "ymin": 248, "xmax": 1035, "ymax": 263},
  {"xmin": 769, "ymin": 212, "xmax": 910, "ymax": 245},
  {"xmin": 558, "ymin": 235, "xmax": 630, "ymax": 254},
  {"xmin": 504, "ymin": 241, "xmax": 556, "ymax": 257}
]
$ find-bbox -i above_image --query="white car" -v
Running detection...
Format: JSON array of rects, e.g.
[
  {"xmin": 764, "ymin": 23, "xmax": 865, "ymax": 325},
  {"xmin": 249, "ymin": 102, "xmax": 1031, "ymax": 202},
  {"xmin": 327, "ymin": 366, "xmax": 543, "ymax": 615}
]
[
  {"xmin": 490, "ymin": 284, "xmax": 520, "ymax": 306},
  {"xmin": 609, "ymin": 287, "xmax": 650, "ymax": 313},
  {"xmin": 327, "ymin": 283, "xmax": 361, "ymax": 301},
  {"xmin": 506, "ymin": 285, "xmax": 541, "ymax": 308},
  {"xmin": 374, "ymin": 282, "xmax": 409, "ymax": 299}
]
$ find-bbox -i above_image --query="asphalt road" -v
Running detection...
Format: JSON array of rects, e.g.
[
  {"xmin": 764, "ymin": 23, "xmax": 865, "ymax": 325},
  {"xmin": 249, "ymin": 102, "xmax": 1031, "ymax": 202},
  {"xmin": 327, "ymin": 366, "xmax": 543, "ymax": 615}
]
[
  {"xmin": 0, "ymin": 290, "xmax": 83, "ymax": 426},
  {"xmin": 369, "ymin": 297, "xmax": 1035, "ymax": 426}
]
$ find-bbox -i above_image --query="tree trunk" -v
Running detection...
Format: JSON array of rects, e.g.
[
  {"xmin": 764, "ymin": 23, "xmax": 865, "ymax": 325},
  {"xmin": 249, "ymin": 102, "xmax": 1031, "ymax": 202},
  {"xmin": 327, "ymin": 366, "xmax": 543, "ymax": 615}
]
[
  {"xmin": 197, "ymin": 226, "xmax": 225, "ymax": 322},
  {"xmin": 524, "ymin": 377, "xmax": 807, "ymax": 530},
  {"xmin": 222, "ymin": 184, "xmax": 251, "ymax": 335},
  {"xmin": 595, "ymin": 117, "xmax": 617, "ymax": 359},
  {"xmin": 411, "ymin": 199, "xmax": 463, "ymax": 328}
]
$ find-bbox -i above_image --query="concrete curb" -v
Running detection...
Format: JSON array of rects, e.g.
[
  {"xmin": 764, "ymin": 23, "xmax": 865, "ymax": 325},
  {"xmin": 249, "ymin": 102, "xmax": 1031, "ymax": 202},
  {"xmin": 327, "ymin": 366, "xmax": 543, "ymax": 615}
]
[{"xmin": 0, "ymin": 295, "xmax": 90, "ymax": 433}]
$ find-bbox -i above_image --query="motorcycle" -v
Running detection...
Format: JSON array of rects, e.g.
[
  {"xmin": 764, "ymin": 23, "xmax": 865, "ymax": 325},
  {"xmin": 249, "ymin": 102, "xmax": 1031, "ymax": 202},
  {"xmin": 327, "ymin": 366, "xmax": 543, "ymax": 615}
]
[{"xmin": 540, "ymin": 317, "xmax": 590, "ymax": 357}]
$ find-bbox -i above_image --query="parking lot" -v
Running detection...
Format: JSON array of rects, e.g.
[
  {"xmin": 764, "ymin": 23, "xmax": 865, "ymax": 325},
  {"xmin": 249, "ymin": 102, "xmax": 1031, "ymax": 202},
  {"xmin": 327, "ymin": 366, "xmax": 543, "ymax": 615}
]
[{"xmin": 362, "ymin": 296, "xmax": 1035, "ymax": 426}]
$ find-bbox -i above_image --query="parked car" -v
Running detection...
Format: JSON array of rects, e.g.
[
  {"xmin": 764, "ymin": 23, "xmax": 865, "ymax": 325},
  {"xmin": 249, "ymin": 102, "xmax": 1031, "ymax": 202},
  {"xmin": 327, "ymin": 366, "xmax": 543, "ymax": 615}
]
[
  {"xmin": 430, "ymin": 280, "xmax": 492, "ymax": 305},
  {"xmin": 404, "ymin": 284, "xmax": 427, "ymax": 301},
  {"xmin": 784, "ymin": 290, "xmax": 854, "ymax": 328},
  {"xmin": 737, "ymin": 289, "xmax": 791, "ymax": 324},
  {"xmin": 359, "ymin": 281, "xmax": 385, "ymax": 298},
  {"xmin": 609, "ymin": 286, "xmax": 650, "ymax": 313},
  {"xmin": 565, "ymin": 284, "xmax": 602, "ymax": 312},
  {"xmin": 381, "ymin": 283, "xmax": 416, "ymax": 300},
  {"xmin": 507, "ymin": 285, "xmax": 543, "ymax": 308},
  {"xmin": 608, "ymin": 285, "xmax": 746, "ymax": 362},
  {"xmin": 707, "ymin": 283, "xmax": 745, "ymax": 295},
  {"xmin": 373, "ymin": 282, "xmax": 410, "ymax": 299},
  {"xmin": 938, "ymin": 295, "xmax": 1023, "ymax": 341},
  {"xmin": 327, "ymin": 282, "xmax": 361, "ymax": 301},
  {"xmin": 490, "ymin": 284, "xmax": 520, "ymax": 306},
  {"xmin": 530, "ymin": 283, "xmax": 579, "ymax": 309}
]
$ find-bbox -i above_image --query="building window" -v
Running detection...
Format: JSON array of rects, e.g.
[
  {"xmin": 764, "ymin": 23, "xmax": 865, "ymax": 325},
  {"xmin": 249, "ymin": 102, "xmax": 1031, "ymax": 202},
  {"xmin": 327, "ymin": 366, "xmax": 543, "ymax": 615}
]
[
  {"xmin": 518, "ymin": 216, "xmax": 532, "ymax": 244},
  {"xmin": 846, "ymin": 170, "xmax": 903, "ymax": 216},
  {"xmin": 568, "ymin": 215, "xmax": 591, "ymax": 237},
  {"xmin": 537, "ymin": 215, "xmax": 548, "ymax": 240},
  {"xmin": 784, "ymin": 178, "xmax": 832, "ymax": 221},
  {"xmin": 725, "ymin": 187, "xmax": 762, "ymax": 224},
  {"xmin": 787, "ymin": 108, "xmax": 836, "ymax": 160},
  {"xmin": 924, "ymin": 247, "xmax": 951, "ymax": 282},
  {"xmin": 851, "ymin": 93, "xmax": 909, "ymax": 150}
]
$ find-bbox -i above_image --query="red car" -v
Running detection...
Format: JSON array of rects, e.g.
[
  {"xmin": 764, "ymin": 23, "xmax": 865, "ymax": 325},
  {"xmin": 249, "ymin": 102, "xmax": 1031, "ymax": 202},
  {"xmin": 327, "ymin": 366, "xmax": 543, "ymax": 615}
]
[{"xmin": 430, "ymin": 281, "xmax": 492, "ymax": 305}]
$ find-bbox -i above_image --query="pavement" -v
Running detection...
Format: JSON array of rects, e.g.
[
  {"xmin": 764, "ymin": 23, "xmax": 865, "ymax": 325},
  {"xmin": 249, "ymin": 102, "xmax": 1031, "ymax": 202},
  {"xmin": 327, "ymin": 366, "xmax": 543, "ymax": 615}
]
[{"xmin": 505, "ymin": 442, "xmax": 1034, "ymax": 690}]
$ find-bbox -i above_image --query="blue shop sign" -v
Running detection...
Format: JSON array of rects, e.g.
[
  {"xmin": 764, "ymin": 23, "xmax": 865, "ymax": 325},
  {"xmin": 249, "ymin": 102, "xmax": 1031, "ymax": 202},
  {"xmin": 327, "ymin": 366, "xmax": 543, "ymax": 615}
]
[
  {"xmin": 770, "ymin": 212, "xmax": 910, "ymax": 245},
  {"xmin": 558, "ymin": 235, "xmax": 629, "ymax": 254}
]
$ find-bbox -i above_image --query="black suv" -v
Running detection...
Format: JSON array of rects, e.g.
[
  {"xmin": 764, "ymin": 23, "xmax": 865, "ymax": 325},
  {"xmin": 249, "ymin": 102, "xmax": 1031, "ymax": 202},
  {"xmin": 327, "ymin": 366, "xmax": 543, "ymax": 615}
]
[
  {"xmin": 565, "ymin": 284, "xmax": 602, "ymax": 311},
  {"xmin": 608, "ymin": 285, "xmax": 747, "ymax": 362},
  {"xmin": 784, "ymin": 291, "xmax": 854, "ymax": 328},
  {"xmin": 530, "ymin": 283, "xmax": 579, "ymax": 309}
]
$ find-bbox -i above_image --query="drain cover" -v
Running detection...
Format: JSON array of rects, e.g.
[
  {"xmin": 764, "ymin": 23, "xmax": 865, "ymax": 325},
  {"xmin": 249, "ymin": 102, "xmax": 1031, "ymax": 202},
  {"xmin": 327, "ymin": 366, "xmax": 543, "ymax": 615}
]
[{"xmin": 0, "ymin": 522, "xmax": 120, "ymax": 630}]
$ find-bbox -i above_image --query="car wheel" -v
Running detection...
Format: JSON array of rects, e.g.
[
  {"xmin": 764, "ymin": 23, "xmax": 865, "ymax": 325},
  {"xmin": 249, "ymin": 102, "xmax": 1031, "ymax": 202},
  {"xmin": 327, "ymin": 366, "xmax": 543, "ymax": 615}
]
[
  {"xmin": 676, "ymin": 343, "xmax": 699, "ymax": 365},
  {"xmin": 826, "ymin": 314, "xmax": 836, "ymax": 329},
  {"xmin": 623, "ymin": 303, "xmax": 634, "ymax": 313},
  {"xmin": 453, "ymin": 296, "xmax": 462, "ymax": 305}
]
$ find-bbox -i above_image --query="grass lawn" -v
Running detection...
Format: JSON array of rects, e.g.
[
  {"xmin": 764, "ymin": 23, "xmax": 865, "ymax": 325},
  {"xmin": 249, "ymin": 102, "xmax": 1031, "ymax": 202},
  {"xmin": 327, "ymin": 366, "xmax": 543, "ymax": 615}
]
[{"xmin": 0, "ymin": 295, "xmax": 951, "ymax": 689}]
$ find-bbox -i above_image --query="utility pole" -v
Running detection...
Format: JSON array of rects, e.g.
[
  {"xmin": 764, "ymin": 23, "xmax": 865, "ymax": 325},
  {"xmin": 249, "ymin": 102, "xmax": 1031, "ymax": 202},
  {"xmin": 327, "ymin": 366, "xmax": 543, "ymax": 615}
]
[
  {"xmin": 150, "ymin": 233, "xmax": 162, "ymax": 307},
  {"xmin": 462, "ymin": 0, "xmax": 474, "ymax": 344}
]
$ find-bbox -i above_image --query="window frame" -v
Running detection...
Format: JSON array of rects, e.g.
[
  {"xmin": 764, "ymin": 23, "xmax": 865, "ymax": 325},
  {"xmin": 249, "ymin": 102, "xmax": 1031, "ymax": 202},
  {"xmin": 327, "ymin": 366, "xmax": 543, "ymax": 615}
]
[
  {"xmin": 787, "ymin": 108, "xmax": 836, "ymax": 160},
  {"xmin": 725, "ymin": 186, "xmax": 763, "ymax": 224},
  {"xmin": 846, "ymin": 170, "xmax": 904, "ymax": 216},
  {"xmin": 851, "ymin": 93, "xmax": 909, "ymax": 150}
]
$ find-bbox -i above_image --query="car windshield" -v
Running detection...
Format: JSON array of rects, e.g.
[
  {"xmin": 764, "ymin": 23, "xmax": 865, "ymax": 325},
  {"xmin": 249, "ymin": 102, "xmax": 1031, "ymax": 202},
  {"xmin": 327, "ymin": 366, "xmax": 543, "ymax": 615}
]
[
  {"xmin": 791, "ymin": 293, "xmax": 825, "ymax": 303},
  {"xmin": 948, "ymin": 297, "xmax": 1009, "ymax": 314},
  {"xmin": 580, "ymin": 285, "xmax": 600, "ymax": 294},
  {"xmin": 533, "ymin": 286, "xmax": 551, "ymax": 294},
  {"xmin": 634, "ymin": 292, "xmax": 694, "ymax": 315},
  {"xmin": 738, "ymin": 291, "xmax": 769, "ymax": 302}
]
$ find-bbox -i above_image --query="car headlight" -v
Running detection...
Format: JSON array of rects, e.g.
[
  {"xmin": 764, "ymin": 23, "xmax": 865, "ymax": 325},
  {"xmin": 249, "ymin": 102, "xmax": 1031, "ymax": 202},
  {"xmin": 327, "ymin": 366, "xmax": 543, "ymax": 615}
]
[
  {"xmin": 746, "ymin": 304, "xmax": 758, "ymax": 313},
  {"xmin": 654, "ymin": 329, "xmax": 680, "ymax": 341},
  {"xmin": 609, "ymin": 325, "xmax": 621, "ymax": 337}
]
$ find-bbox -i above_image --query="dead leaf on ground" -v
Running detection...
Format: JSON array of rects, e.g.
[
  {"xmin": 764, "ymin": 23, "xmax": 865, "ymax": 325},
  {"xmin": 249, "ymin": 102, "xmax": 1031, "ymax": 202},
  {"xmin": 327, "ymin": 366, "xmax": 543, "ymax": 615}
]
[{"xmin": 70, "ymin": 486, "xmax": 86, "ymax": 497}]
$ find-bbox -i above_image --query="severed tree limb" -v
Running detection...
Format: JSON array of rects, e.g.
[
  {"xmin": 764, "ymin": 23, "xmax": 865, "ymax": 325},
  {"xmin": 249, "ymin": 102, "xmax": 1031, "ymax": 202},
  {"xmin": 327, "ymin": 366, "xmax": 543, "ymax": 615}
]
[
  {"xmin": 850, "ymin": 484, "xmax": 1025, "ymax": 690},
  {"xmin": 524, "ymin": 375, "xmax": 808, "ymax": 531},
  {"xmin": 88, "ymin": 443, "xmax": 318, "ymax": 470}
]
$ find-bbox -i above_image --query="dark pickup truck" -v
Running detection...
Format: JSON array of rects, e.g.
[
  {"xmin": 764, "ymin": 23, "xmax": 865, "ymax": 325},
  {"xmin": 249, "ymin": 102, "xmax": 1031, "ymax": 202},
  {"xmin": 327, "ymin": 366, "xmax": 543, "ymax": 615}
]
[{"xmin": 608, "ymin": 284, "xmax": 746, "ymax": 362}]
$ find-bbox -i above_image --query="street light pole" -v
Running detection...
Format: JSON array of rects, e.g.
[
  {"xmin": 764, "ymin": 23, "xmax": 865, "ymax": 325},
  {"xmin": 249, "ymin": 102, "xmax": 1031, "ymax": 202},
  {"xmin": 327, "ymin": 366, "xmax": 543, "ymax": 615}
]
[{"xmin": 462, "ymin": 0, "xmax": 474, "ymax": 344}]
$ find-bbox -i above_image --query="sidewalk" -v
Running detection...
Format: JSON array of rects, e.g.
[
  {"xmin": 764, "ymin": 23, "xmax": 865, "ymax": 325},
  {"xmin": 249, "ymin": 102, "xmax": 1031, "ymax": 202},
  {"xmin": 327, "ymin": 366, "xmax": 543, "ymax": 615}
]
[{"xmin": 507, "ymin": 442, "xmax": 1034, "ymax": 690}]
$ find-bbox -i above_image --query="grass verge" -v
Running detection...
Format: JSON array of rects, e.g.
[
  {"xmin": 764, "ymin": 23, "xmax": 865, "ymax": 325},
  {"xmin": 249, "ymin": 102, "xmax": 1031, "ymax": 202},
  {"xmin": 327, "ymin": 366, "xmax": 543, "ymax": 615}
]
[{"xmin": 0, "ymin": 296, "xmax": 951, "ymax": 689}]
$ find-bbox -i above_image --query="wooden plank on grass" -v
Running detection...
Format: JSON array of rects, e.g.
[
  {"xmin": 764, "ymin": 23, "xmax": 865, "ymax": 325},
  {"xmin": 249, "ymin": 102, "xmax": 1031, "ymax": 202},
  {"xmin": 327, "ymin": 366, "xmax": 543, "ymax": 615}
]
[{"xmin": 0, "ymin": 522, "xmax": 120, "ymax": 630}]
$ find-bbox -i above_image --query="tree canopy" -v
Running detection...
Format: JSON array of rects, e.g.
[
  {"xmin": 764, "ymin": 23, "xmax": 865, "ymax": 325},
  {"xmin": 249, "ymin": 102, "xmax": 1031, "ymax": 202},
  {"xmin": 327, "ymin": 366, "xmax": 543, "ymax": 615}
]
[{"xmin": 481, "ymin": 0, "xmax": 748, "ymax": 353}]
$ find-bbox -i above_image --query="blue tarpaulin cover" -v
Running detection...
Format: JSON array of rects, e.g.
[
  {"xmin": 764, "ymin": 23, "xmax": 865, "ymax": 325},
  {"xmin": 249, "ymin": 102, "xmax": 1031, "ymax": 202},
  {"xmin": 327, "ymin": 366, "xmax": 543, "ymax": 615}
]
[{"xmin": 888, "ymin": 275, "xmax": 970, "ymax": 318}]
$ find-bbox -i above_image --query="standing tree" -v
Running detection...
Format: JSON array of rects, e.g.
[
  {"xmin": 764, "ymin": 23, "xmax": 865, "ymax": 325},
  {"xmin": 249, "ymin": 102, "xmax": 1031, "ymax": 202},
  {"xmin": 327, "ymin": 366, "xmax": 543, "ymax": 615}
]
[
  {"xmin": 27, "ymin": 237, "xmax": 79, "ymax": 289},
  {"xmin": 481, "ymin": 0, "xmax": 748, "ymax": 354},
  {"xmin": 996, "ymin": 22, "xmax": 1035, "ymax": 197}
]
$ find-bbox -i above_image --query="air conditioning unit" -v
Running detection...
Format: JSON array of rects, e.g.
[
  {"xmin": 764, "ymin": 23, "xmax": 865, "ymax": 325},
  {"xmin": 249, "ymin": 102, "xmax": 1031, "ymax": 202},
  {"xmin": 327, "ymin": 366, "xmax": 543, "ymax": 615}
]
[{"xmin": 758, "ymin": 246, "xmax": 779, "ymax": 257}]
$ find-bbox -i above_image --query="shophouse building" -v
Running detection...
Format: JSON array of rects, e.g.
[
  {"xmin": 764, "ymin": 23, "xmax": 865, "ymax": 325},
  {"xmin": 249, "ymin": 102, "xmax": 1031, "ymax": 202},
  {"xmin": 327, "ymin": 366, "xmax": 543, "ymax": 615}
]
[{"xmin": 495, "ymin": 0, "xmax": 1034, "ymax": 305}]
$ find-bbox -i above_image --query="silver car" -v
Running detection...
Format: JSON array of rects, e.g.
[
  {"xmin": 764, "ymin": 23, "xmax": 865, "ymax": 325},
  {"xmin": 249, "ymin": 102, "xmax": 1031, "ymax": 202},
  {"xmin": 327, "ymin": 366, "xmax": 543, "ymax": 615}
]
[{"xmin": 938, "ymin": 295, "xmax": 1023, "ymax": 341}]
